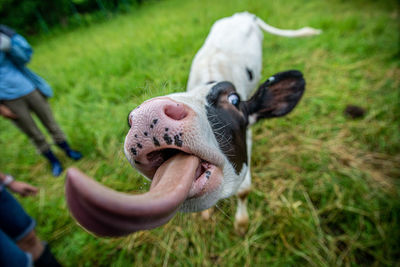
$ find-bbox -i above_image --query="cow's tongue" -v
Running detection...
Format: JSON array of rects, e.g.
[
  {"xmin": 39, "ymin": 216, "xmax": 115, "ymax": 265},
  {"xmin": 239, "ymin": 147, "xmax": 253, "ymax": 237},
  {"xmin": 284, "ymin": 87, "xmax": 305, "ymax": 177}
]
[{"xmin": 65, "ymin": 153, "xmax": 200, "ymax": 237}]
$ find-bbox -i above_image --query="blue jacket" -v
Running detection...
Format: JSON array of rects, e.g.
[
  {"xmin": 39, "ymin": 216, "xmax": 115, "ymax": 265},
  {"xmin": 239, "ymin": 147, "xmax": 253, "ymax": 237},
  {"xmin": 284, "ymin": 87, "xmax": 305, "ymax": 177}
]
[{"xmin": 0, "ymin": 29, "xmax": 53, "ymax": 101}]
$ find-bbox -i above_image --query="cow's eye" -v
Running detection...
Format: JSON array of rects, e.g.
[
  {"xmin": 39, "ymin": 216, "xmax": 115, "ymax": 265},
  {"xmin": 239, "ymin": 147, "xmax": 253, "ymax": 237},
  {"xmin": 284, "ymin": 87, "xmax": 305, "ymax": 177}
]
[{"xmin": 228, "ymin": 93, "xmax": 240, "ymax": 107}]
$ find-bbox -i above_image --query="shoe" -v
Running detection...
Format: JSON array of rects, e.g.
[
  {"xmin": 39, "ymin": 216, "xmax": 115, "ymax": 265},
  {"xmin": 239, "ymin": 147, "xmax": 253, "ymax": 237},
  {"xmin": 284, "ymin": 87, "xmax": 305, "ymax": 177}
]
[
  {"xmin": 57, "ymin": 141, "xmax": 82, "ymax": 161},
  {"xmin": 42, "ymin": 150, "xmax": 63, "ymax": 177}
]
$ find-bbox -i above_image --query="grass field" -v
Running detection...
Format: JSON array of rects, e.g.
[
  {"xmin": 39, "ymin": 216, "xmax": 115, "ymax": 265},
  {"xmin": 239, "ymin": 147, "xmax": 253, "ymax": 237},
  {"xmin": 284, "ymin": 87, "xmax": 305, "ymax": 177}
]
[{"xmin": 1, "ymin": 0, "xmax": 399, "ymax": 266}]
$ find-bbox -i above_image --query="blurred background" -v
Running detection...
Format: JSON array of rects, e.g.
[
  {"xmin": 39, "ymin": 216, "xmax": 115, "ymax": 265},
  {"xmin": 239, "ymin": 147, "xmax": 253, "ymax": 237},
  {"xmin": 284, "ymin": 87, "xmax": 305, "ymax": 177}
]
[
  {"xmin": 1, "ymin": 0, "xmax": 143, "ymax": 35},
  {"xmin": 0, "ymin": 0, "xmax": 399, "ymax": 266}
]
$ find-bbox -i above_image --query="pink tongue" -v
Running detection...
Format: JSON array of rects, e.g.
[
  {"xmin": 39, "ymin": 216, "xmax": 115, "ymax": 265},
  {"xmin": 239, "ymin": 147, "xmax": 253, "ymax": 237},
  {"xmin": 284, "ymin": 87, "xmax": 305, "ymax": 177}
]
[{"xmin": 65, "ymin": 153, "xmax": 200, "ymax": 237}]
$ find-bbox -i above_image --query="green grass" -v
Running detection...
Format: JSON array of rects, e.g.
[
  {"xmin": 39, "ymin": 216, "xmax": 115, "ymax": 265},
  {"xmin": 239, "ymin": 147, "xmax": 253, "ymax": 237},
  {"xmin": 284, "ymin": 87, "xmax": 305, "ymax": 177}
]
[{"xmin": 1, "ymin": 0, "xmax": 399, "ymax": 265}]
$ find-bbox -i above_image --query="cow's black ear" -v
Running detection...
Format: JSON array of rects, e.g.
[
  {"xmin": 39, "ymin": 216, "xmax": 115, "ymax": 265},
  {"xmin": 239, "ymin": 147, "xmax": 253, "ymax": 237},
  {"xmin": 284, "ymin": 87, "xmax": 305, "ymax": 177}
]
[{"xmin": 244, "ymin": 70, "xmax": 305, "ymax": 124}]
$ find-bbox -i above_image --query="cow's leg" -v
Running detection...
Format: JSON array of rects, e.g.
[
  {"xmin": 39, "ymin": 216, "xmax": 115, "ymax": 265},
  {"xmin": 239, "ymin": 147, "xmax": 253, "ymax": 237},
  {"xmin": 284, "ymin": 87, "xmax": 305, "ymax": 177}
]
[
  {"xmin": 234, "ymin": 170, "xmax": 251, "ymax": 235},
  {"xmin": 234, "ymin": 129, "xmax": 252, "ymax": 235}
]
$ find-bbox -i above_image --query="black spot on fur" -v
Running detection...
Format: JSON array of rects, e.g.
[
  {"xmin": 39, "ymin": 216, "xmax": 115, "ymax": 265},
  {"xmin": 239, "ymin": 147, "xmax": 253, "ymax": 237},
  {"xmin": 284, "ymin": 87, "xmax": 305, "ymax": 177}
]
[
  {"xmin": 150, "ymin": 125, "xmax": 154, "ymax": 129},
  {"xmin": 163, "ymin": 134, "xmax": 173, "ymax": 145},
  {"xmin": 134, "ymin": 134, "xmax": 138, "ymax": 138},
  {"xmin": 153, "ymin": 119, "xmax": 158, "ymax": 125},
  {"xmin": 174, "ymin": 135, "xmax": 183, "ymax": 147},
  {"xmin": 165, "ymin": 128, "xmax": 169, "ymax": 132},
  {"xmin": 153, "ymin": 137, "xmax": 160, "ymax": 146},
  {"xmin": 206, "ymin": 80, "xmax": 216, "ymax": 85},
  {"xmin": 144, "ymin": 132, "xmax": 148, "ymax": 136},
  {"xmin": 134, "ymin": 160, "xmax": 141, "ymax": 164},
  {"xmin": 137, "ymin": 143, "xmax": 143, "ymax": 149},
  {"xmin": 130, "ymin": 147, "xmax": 137, "ymax": 156},
  {"xmin": 246, "ymin": 67, "xmax": 253, "ymax": 81}
]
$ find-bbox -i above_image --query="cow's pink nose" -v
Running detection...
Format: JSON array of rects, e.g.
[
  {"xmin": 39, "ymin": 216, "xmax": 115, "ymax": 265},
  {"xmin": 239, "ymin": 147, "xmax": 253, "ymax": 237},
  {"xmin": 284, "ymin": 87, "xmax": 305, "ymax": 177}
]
[{"xmin": 164, "ymin": 103, "xmax": 188, "ymax": 121}]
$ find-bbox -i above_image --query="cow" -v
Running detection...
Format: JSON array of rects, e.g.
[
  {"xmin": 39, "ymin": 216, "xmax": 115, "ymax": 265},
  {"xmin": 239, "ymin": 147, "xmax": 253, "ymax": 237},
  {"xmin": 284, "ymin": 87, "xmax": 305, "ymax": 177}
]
[{"xmin": 65, "ymin": 12, "xmax": 321, "ymax": 237}]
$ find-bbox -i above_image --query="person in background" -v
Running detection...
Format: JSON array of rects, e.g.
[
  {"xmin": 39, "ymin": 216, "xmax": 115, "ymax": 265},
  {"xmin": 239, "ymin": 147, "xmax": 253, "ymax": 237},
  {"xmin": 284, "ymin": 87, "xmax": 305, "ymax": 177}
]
[
  {"xmin": 0, "ymin": 25, "xmax": 82, "ymax": 177},
  {"xmin": 0, "ymin": 172, "xmax": 61, "ymax": 267}
]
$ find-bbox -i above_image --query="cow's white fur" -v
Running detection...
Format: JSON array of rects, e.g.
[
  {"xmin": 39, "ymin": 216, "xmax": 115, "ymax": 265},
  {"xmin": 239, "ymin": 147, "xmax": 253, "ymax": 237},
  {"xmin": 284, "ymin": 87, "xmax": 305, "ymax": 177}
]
[{"xmin": 187, "ymin": 12, "xmax": 263, "ymax": 98}]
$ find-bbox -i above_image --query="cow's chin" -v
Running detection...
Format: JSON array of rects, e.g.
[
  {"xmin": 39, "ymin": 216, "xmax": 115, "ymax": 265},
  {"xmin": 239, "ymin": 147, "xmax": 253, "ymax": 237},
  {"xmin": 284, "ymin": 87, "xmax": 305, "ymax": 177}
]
[
  {"xmin": 180, "ymin": 184, "xmax": 223, "ymax": 212},
  {"xmin": 180, "ymin": 160, "xmax": 247, "ymax": 212}
]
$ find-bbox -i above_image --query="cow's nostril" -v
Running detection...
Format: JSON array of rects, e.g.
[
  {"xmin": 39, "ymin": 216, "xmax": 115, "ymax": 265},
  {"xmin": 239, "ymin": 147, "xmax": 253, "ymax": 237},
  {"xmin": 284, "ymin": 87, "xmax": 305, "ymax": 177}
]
[{"xmin": 164, "ymin": 104, "xmax": 188, "ymax": 121}]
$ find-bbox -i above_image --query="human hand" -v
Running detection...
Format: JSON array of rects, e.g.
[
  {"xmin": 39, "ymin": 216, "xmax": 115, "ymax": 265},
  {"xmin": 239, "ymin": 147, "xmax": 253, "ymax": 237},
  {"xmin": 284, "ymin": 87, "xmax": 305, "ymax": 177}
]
[
  {"xmin": 0, "ymin": 105, "xmax": 17, "ymax": 119},
  {"xmin": 8, "ymin": 181, "xmax": 38, "ymax": 197}
]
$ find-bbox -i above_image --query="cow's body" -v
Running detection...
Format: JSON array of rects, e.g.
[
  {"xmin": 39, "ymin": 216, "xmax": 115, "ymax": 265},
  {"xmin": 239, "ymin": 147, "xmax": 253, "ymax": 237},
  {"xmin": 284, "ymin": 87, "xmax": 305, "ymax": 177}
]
[
  {"xmin": 65, "ymin": 12, "xmax": 321, "ymax": 236},
  {"xmin": 187, "ymin": 12, "xmax": 263, "ymax": 98}
]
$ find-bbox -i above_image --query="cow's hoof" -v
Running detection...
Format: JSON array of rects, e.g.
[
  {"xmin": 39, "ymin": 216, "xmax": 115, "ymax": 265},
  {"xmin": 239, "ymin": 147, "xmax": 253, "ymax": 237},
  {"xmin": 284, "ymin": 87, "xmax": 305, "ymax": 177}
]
[
  {"xmin": 201, "ymin": 208, "xmax": 213, "ymax": 220},
  {"xmin": 234, "ymin": 216, "xmax": 249, "ymax": 236}
]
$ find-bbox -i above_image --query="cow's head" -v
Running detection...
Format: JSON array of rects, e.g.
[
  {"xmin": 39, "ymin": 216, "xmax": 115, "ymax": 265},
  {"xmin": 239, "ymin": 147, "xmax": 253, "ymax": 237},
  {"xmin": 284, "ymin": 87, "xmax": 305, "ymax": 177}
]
[{"xmin": 66, "ymin": 70, "xmax": 305, "ymax": 236}]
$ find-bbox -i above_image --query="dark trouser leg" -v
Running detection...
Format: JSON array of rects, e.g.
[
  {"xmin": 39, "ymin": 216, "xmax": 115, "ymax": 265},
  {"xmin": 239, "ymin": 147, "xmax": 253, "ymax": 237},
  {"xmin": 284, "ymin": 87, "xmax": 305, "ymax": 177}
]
[
  {"xmin": 3, "ymin": 93, "xmax": 51, "ymax": 153},
  {"xmin": 26, "ymin": 90, "xmax": 66, "ymax": 144},
  {"xmin": 3, "ymin": 92, "xmax": 63, "ymax": 176},
  {"xmin": 0, "ymin": 188, "xmax": 35, "ymax": 267},
  {"xmin": 28, "ymin": 90, "xmax": 82, "ymax": 160}
]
